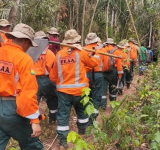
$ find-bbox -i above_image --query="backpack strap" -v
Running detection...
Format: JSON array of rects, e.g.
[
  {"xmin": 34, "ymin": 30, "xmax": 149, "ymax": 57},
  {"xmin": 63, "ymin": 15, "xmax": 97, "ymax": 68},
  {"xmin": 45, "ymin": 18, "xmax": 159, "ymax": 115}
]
[
  {"xmin": 0, "ymin": 32, "xmax": 3, "ymax": 43},
  {"xmin": 109, "ymin": 47, "xmax": 118, "ymax": 54}
]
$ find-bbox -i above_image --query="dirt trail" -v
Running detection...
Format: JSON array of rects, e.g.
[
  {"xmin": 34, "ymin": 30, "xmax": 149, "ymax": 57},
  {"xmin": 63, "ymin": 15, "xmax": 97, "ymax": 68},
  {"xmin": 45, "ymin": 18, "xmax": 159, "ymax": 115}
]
[{"xmin": 40, "ymin": 74, "xmax": 144, "ymax": 150}]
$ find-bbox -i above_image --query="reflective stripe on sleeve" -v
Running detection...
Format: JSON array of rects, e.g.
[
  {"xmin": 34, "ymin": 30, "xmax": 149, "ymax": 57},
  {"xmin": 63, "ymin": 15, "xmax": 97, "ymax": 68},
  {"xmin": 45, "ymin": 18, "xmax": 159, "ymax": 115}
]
[
  {"xmin": 118, "ymin": 71, "xmax": 123, "ymax": 74},
  {"xmin": 110, "ymin": 94, "xmax": 117, "ymax": 98},
  {"xmin": 100, "ymin": 61, "xmax": 103, "ymax": 71},
  {"xmin": 26, "ymin": 110, "xmax": 40, "ymax": 119},
  {"xmin": 50, "ymin": 109, "xmax": 58, "ymax": 113},
  {"xmin": 93, "ymin": 55, "xmax": 100, "ymax": 60},
  {"xmin": 14, "ymin": 72, "xmax": 19, "ymax": 96},
  {"xmin": 78, "ymin": 118, "xmax": 89, "ymax": 123},
  {"xmin": 102, "ymin": 96, "xmax": 107, "ymax": 99},
  {"xmin": 45, "ymin": 67, "xmax": 49, "ymax": 75},
  {"xmin": 57, "ymin": 126, "xmax": 69, "ymax": 131}
]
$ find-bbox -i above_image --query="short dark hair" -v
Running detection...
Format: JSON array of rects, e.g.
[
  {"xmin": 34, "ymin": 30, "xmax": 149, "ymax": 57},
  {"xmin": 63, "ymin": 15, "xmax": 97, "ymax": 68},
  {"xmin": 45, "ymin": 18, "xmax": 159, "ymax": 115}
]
[{"xmin": 141, "ymin": 43, "xmax": 144, "ymax": 46}]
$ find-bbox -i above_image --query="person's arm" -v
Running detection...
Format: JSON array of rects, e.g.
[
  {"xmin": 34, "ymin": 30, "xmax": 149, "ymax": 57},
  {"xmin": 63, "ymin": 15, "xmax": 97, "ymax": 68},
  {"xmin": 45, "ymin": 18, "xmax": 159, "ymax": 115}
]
[
  {"xmin": 45, "ymin": 49, "xmax": 56, "ymax": 74},
  {"xmin": 81, "ymin": 49, "xmax": 99, "ymax": 68},
  {"xmin": 49, "ymin": 53, "xmax": 58, "ymax": 83},
  {"xmin": 16, "ymin": 55, "xmax": 41, "ymax": 137}
]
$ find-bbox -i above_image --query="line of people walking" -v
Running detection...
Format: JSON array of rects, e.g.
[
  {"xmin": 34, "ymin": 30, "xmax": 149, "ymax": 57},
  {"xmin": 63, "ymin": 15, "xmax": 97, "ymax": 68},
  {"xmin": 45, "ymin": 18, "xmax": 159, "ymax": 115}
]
[{"xmin": 0, "ymin": 18, "xmax": 156, "ymax": 150}]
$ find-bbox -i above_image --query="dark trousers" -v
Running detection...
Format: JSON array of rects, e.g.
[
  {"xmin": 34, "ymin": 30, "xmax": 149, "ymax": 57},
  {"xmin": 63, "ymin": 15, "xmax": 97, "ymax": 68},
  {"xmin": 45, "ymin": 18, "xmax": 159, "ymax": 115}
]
[
  {"xmin": 56, "ymin": 92, "xmax": 88, "ymax": 147},
  {"xmin": 87, "ymin": 72, "xmax": 103, "ymax": 117},
  {"xmin": 101, "ymin": 75, "xmax": 109, "ymax": 109},
  {"xmin": 36, "ymin": 77, "xmax": 58, "ymax": 119},
  {"xmin": 102, "ymin": 68, "xmax": 118, "ymax": 102},
  {"xmin": 121, "ymin": 68, "xmax": 128, "ymax": 87},
  {"xmin": 126, "ymin": 61, "xmax": 134, "ymax": 85},
  {"xmin": 0, "ymin": 99, "xmax": 43, "ymax": 150}
]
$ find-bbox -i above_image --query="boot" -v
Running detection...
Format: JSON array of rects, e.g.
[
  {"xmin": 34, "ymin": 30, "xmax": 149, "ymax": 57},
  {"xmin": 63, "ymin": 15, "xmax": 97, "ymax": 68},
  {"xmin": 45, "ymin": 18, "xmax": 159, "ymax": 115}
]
[
  {"xmin": 49, "ymin": 117, "xmax": 56, "ymax": 124},
  {"xmin": 78, "ymin": 128, "xmax": 86, "ymax": 135},
  {"xmin": 59, "ymin": 145, "xmax": 67, "ymax": 150},
  {"xmin": 101, "ymin": 105, "xmax": 106, "ymax": 111},
  {"xmin": 59, "ymin": 137, "xmax": 68, "ymax": 149},
  {"xmin": 48, "ymin": 112, "xmax": 56, "ymax": 125},
  {"xmin": 127, "ymin": 83, "xmax": 130, "ymax": 89},
  {"xmin": 88, "ymin": 118, "xmax": 93, "ymax": 126}
]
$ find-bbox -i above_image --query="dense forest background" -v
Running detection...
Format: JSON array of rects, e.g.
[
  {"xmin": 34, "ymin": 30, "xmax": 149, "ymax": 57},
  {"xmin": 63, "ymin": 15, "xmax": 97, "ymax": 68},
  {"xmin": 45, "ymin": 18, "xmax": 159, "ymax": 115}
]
[{"xmin": 0, "ymin": 0, "xmax": 160, "ymax": 47}]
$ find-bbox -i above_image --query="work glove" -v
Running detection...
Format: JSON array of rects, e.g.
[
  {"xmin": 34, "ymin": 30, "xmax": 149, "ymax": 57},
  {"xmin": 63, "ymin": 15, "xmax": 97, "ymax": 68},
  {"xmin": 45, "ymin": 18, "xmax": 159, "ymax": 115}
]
[{"xmin": 38, "ymin": 114, "xmax": 45, "ymax": 120}]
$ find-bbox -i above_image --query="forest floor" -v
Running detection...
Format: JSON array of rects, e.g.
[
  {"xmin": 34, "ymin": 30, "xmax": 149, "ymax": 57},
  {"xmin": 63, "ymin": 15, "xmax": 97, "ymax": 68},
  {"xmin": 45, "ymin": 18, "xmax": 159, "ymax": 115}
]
[{"xmin": 39, "ymin": 73, "xmax": 144, "ymax": 150}]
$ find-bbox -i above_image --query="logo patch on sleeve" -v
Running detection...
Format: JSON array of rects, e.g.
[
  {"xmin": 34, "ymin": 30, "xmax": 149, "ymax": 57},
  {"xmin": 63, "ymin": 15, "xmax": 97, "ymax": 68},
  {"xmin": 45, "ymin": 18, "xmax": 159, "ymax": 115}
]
[
  {"xmin": 0, "ymin": 61, "xmax": 13, "ymax": 75},
  {"xmin": 60, "ymin": 56, "xmax": 76, "ymax": 65},
  {"xmin": 31, "ymin": 68, "xmax": 35, "ymax": 75}
]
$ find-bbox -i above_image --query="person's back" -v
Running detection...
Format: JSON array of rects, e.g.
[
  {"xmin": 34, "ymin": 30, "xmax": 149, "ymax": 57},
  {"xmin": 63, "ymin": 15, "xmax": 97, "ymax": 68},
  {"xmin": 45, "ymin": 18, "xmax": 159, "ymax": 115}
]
[
  {"xmin": 49, "ymin": 29, "xmax": 99, "ymax": 150},
  {"xmin": 50, "ymin": 46, "xmax": 98, "ymax": 96},
  {"xmin": 147, "ymin": 48, "xmax": 153, "ymax": 62},
  {"xmin": 0, "ymin": 23, "xmax": 44, "ymax": 150},
  {"xmin": 140, "ymin": 45, "xmax": 147, "ymax": 61}
]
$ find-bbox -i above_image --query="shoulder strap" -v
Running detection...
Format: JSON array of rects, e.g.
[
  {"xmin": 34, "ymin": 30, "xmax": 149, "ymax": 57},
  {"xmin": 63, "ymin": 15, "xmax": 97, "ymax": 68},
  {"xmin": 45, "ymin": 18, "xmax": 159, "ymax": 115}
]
[
  {"xmin": 110, "ymin": 47, "xmax": 117, "ymax": 54},
  {"xmin": 140, "ymin": 47, "xmax": 145, "ymax": 54},
  {"xmin": 0, "ymin": 32, "xmax": 3, "ymax": 43}
]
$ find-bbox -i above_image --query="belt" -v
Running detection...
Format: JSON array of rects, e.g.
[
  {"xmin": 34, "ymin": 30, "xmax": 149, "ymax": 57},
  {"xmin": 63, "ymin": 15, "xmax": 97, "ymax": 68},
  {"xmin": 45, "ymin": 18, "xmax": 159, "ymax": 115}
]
[
  {"xmin": 0, "ymin": 96, "xmax": 16, "ymax": 100},
  {"xmin": 36, "ymin": 75, "xmax": 49, "ymax": 78}
]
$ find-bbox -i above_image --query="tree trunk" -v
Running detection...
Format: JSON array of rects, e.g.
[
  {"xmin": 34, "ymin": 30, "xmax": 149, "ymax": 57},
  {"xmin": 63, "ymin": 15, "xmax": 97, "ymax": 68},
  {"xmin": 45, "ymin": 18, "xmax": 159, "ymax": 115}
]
[
  {"xmin": 149, "ymin": 21, "xmax": 152, "ymax": 48},
  {"xmin": 8, "ymin": 0, "xmax": 20, "ymax": 25},
  {"xmin": 69, "ymin": 0, "xmax": 72, "ymax": 29},
  {"xmin": 88, "ymin": 0, "xmax": 99, "ymax": 33},
  {"xmin": 113, "ymin": 7, "xmax": 117, "ymax": 37},
  {"xmin": 75, "ymin": 0, "xmax": 79, "ymax": 32},
  {"xmin": 81, "ymin": 0, "xmax": 87, "ymax": 46},
  {"xmin": 106, "ymin": 0, "xmax": 111, "ymax": 39},
  {"xmin": 56, "ymin": 0, "xmax": 61, "ymax": 27},
  {"xmin": 125, "ymin": 0, "xmax": 140, "ymax": 47}
]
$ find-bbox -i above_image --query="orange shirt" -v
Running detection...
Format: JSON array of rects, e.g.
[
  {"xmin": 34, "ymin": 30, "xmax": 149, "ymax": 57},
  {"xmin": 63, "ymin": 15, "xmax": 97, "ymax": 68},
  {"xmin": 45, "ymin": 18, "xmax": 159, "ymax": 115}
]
[
  {"xmin": 129, "ymin": 42, "xmax": 137, "ymax": 60},
  {"xmin": 0, "ymin": 31, "xmax": 12, "ymax": 46},
  {"xmin": 0, "ymin": 43, "xmax": 39, "ymax": 123},
  {"xmin": 34, "ymin": 49, "xmax": 55, "ymax": 76},
  {"xmin": 83, "ymin": 43, "xmax": 103, "ymax": 72},
  {"xmin": 103, "ymin": 45, "xmax": 123, "ymax": 76},
  {"xmin": 49, "ymin": 46, "xmax": 99, "ymax": 96},
  {"xmin": 117, "ymin": 48, "xmax": 130, "ymax": 69}
]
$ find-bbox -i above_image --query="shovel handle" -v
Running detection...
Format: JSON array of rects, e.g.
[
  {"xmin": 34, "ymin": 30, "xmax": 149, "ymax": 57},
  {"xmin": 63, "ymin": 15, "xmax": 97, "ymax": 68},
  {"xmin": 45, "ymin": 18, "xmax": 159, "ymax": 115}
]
[{"xmin": 49, "ymin": 41, "xmax": 121, "ymax": 58}]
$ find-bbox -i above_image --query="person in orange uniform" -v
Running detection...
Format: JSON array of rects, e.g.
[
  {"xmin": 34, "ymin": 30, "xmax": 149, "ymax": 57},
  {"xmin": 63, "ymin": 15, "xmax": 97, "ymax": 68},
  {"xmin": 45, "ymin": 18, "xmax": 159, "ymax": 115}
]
[
  {"xmin": 101, "ymin": 38, "xmax": 123, "ymax": 110},
  {"xmin": 0, "ymin": 23, "xmax": 44, "ymax": 150},
  {"xmin": 49, "ymin": 29, "xmax": 99, "ymax": 150},
  {"xmin": 127, "ymin": 38, "xmax": 138, "ymax": 88},
  {"xmin": 117, "ymin": 41, "xmax": 130, "ymax": 93},
  {"xmin": 47, "ymin": 27, "xmax": 60, "ymax": 55},
  {"xmin": 84, "ymin": 33, "xmax": 105, "ymax": 124},
  {"xmin": 34, "ymin": 31, "xmax": 58, "ymax": 124},
  {"xmin": 0, "ymin": 19, "xmax": 12, "ymax": 46}
]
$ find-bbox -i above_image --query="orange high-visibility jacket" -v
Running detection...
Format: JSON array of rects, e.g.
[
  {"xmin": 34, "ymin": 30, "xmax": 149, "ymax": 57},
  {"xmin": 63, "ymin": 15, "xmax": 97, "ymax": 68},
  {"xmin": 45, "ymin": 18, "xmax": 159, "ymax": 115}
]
[
  {"xmin": 103, "ymin": 45, "xmax": 123, "ymax": 77},
  {"xmin": 34, "ymin": 49, "xmax": 55, "ymax": 76},
  {"xmin": 0, "ymin": 31, "xmax": 12, "ymax": 46},
  {"xmin": 129, "ymin": 42, "xmax": 137, "ymax": 60},
  {"xmin": 49, "ymin": 46, "xmax": 99, "ymax": 96},
  {"xmin": 117, "ymin": 48, "xmax": 130, "ymax": 70},
  {"xmin": 0, "ymin": 43, "xmax": 40, "ymax": 124},
  {"xmin": 83, "ymin": 43, "xmax": 104, "ymax": 72}
]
